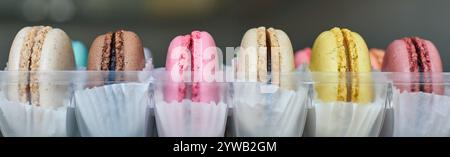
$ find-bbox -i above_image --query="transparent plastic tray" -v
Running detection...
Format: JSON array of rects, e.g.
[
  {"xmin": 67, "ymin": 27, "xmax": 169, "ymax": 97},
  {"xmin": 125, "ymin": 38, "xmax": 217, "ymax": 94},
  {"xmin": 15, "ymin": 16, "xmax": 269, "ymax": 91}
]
[{"xmin": 0, "ymin": 71, "xmax": 448, "ymax": 137}]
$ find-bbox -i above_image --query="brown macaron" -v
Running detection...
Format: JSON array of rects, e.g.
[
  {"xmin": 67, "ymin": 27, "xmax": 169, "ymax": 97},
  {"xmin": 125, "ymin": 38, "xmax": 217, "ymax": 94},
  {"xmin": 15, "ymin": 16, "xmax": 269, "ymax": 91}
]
[{"xmin": 88, "ymin": 30, "xmax": 145, "ymax": 71}]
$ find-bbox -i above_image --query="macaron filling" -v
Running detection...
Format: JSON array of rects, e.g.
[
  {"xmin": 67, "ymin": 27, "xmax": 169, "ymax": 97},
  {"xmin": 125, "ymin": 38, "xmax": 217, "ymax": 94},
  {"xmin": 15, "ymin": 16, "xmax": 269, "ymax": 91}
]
[
  {"xmin": 266, "ymin": 31, "xmax": 272, "ymax": 76},
  {"xmin": 404, "ymin": 37, "xmax": 432, "ymax": 92},
  {"xmin": 330, "ymin": 28, "xmax": 348, "ymax": 102},
  {"xmin": 115, "ymin": 31, "xmax": 124, "ymax": 71},
  {"xmin": 342, "ymin": 30, "xmax": 353, "ymax": 102},
  {"xmin": 342, "ymin": 29, "xmax": 361, "ymax": 102},
  {"xmin": 109, "ymin": 33, "xmax": 116, "ymax": 71},
  {"xmin": 254, "ymin": 27, "xmax": 281, "ymax": 86},
  {"xmin": 330, "ymin": 28, "xmax": 362, "ymax": 102},
  {"xmin": 101, "ymin": 31, "xmax": 125, "ymax": 71}
]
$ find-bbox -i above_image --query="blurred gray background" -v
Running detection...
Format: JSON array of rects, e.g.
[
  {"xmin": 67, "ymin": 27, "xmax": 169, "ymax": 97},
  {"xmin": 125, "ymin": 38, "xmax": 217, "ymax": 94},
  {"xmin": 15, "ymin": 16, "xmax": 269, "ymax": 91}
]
[{"xmin": 0, "ymin": 0, "xmax": 449, "ymax": 70}]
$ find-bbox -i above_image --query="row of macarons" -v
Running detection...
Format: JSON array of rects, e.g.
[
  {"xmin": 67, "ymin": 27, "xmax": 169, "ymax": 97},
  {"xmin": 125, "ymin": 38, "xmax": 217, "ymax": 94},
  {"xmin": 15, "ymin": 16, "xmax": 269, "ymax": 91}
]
[
  {"xmin": 6, "ymin": 25, "xmax": 441, "ymax": 80},
  {"xmin": 70, "ymin": 31, "xmax": 431, "ymax": 72},
  {"xmin": 4, "ymin": 26, "xmax": 442, "ymax": 105},
  {"xmin": 162, "ymin": 26, "xmax": 442, "ymax": 104},
  {"xmin": 7, "ymin": 26, "xmax": 439, "ymax": 72}
]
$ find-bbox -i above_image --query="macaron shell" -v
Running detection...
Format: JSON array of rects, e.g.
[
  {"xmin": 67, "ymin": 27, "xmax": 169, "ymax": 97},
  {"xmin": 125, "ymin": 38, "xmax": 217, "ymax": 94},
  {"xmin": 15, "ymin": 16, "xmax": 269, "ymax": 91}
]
[
  {"xmin": 164, "ymin": 35, "xmax": 190, "ymax": 102},
  {"xmin": 121, "ymin": 31, "xmax": 145, "ymax": 71},
  {"xmin": 6, "ymin": 27, "xmax": 34, "ymax": 103},
  {"xmin": 38, "ymin": 28, "xmax": 75, "ymax": 71},
  {"xmin": 37, "ymin": 28, "xmax": 75, "ymax": 108},
  {"xmin": 424, "ymin": 40, "xmax": 443, "ymax": 72},
  {"xmin": 311, "ymin": 30, "xmax": 342, "ymax": 72},
  {"xmin": 87, "ymin": 34, "xmax": 107, "ymax": 71},
  {"xmin": 237, "ymin": 28, "xmax": 259, "ymax": 82},
  {"xmin": 382, "ymin": 40, "xmax": 412, "ymax": 72},
  {"xmin": 190, "ymin": 31, "xmax": 219, "ymax": 103},
  {"xmin": 349, "ymin": 31, "xmax": 372, "ymax": 72},
  {"xmin": 7, "ymin": 27, "xmax": 33, "ymax": 71},
  {"xmin": 311, "ymin": 30, "xmax": 346, "ymax": 102},
  {"xmin": 423, "ymin": 40, "xmax": 444, "ymax": 94},
  {"xmin": 273, "ymin": 29, "xmax": 295, "ymax": 90},
  {"xmin": 191, "ymin": 31, "xmax": 217, "ymax": 82},
  {"xmin": 348, "ymin": 31, "xmax": 373, "ymax": 103}
]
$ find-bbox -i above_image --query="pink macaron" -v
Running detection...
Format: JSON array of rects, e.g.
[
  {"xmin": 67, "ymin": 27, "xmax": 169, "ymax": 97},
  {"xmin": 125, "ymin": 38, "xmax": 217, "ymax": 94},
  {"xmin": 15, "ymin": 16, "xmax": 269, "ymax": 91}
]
[
  {"xmin": 164, "ymin": 31, "xmax": 219, "ymax": 103},
  {"xmin": 382, "ymin": 37, "xmax": 443, "ymax": 94}
]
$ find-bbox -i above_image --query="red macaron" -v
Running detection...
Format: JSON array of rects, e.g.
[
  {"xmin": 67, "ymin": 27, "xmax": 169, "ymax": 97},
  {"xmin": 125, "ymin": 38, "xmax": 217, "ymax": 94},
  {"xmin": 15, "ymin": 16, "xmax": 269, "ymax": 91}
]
[{"xmin": 382, "ymin": 37, "xmax": 443, "ymax": 94}]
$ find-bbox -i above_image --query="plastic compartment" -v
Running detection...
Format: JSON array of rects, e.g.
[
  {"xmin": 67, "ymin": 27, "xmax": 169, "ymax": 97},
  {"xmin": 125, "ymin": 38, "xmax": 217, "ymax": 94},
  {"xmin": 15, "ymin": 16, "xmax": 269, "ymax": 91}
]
[
  {"xmin": 152, "ymin": 68, "xmax": 229, "ymax": 137},
  {"xmin": 381, "ymin": 72, "xmax": 450, "ymax": 137},
  {"xmin": 0, "ymin": 71, "xmax": 76, "ymax": 137},
  {"xmin": 303, "ymin": 72, "xmax": 389, "ymax": 137},
  {"xmin": 231, "ymin": 73, "xmax": 309, "ymax": 137},
  {"xmin": 73, "ymin": 71, "xmax": 154, "ymax": 137}
]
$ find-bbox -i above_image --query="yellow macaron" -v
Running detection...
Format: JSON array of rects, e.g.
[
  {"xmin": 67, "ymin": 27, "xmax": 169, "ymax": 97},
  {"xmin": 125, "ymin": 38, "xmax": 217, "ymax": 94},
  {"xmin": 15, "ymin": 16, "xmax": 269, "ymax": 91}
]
[{"xmin": 310, "ymin": 27, "xmax": 373, "ymax": 103}]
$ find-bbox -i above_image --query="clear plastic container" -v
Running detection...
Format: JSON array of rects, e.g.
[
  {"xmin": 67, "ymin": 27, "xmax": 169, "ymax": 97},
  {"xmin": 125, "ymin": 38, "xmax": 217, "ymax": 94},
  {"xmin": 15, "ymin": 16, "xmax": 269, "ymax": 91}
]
[
  {"xmin": 231, "ymin": 73, "xmax": 309, "ymax": 137},
  {"xmin": 152, "ymin": 68, "xmax": 229, "ymax": 137},
  {"xmin": 0, "ymin": 71, "xmax": 75, "ymax": 137},
  {"xmin": 303, "ymin": 72, "xmax": 388, "ymax": 137},
  {"xmin": 73, "ymin": 71, "xmax": 154, "ymax": 137},
  {"xmin": 380, "ymin": 72, "xmax": 450, "ymax": 137},
  {"xmin": 0, "ymin": 70, "xmax": 449, "ymax": 137},
  {"xmin": 0, "ymin": 71, "xmax": 155, "ymax": 137}
]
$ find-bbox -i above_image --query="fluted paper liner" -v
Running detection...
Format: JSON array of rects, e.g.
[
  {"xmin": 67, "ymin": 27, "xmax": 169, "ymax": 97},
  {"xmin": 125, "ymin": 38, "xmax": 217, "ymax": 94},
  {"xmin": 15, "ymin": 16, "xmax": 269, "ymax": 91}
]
[
  {"xmin": 74, "ymin": 83, "xmax": 151, "ymax": 137},
  {"xmin": 392, "ymin": 89, "xmax": 450, "ymax": 137},
  {"xmin": 232, "ymin": 84, "xmax": 308, "ymax": 137},
  {"xmin": 310, "ymin": 99, "xmax": 384, "ymax": 137},
  {"xmin": 154, "ymin": 88, "xmax": 228, "ymax": 137},
  {"xmin": 0, "ymin": 92, "xmax": 68, "ymax": 137}
]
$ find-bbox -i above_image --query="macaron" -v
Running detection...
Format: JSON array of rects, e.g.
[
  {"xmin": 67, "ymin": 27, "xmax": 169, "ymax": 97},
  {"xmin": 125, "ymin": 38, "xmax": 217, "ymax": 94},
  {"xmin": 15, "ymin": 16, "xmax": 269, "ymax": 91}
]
[
  {"xmin": 164, "ymin": 31, "xmax": 219, "ymax": 103},
  {"xmin": 72, "ymin": 40, "xmax": 88, "ymax": 70},
  {"xmin": 382, "ymin": 37, "xmax": 443, "ymax": 94},
  {"xmin": 236, "ymin": 27, "xmax": 295, "ymax": 89},
  {"xmin": 294, "ymin": 47, "xmax": 311, "ymax": 68},
  {"xmin": 87, "ymin": 30, "xmax": 145, "ymax": 71},
  {"xmin": 310, "ymin": 27, "xmax": 373, "ymax": 103},
  {"xmin": 6, "ymin": 26, "xmax": 75, "ymax": 107},
  {"xmin": 369, "ymin": 48, "xmax": 385, "ymax": 71}
]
